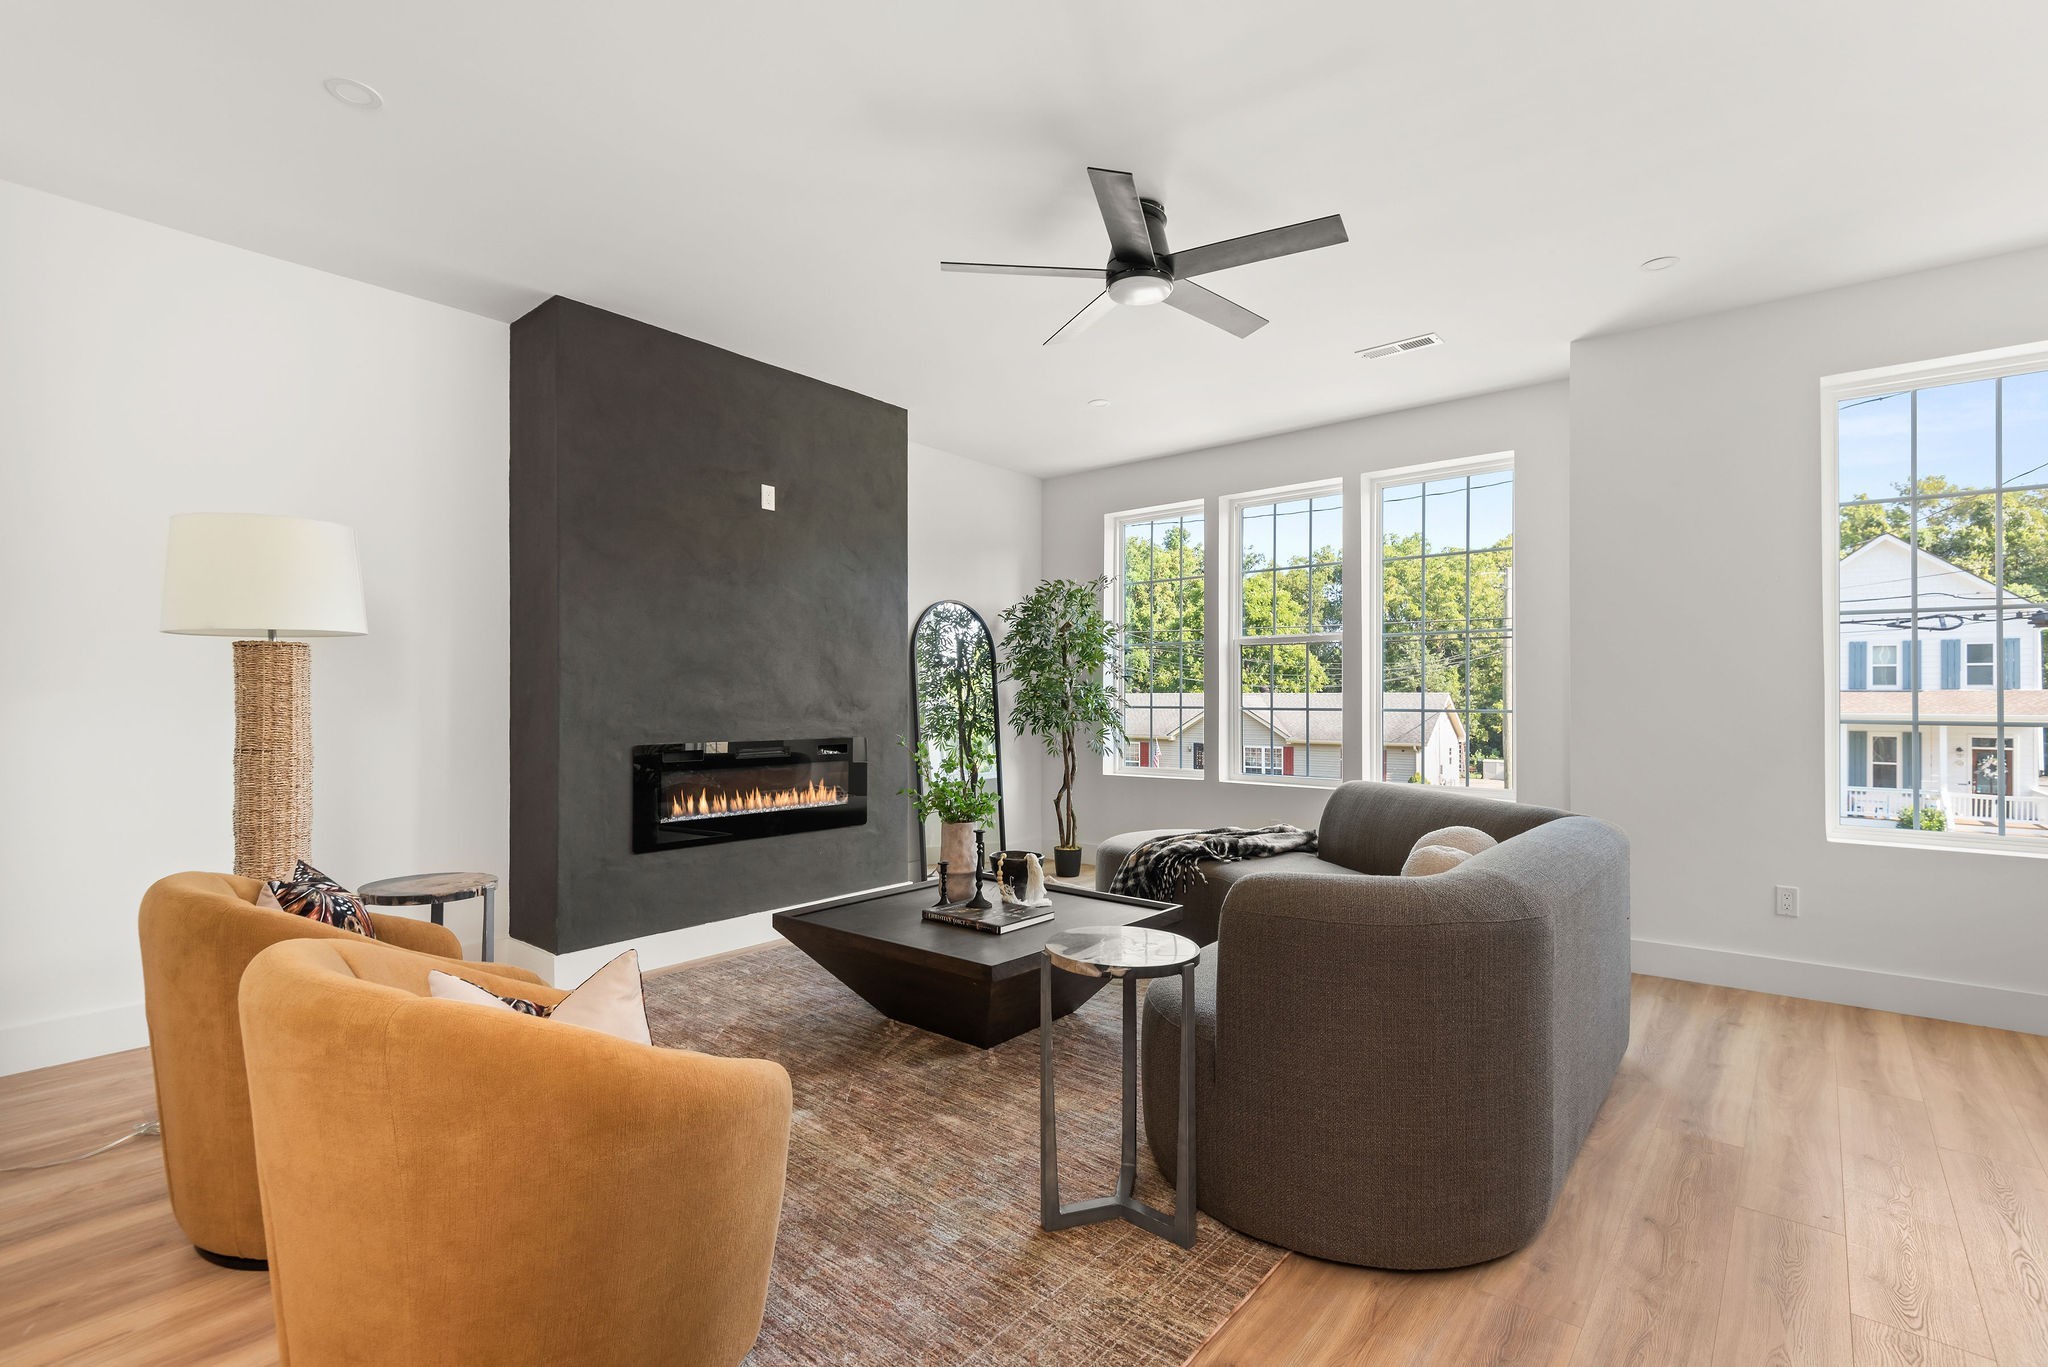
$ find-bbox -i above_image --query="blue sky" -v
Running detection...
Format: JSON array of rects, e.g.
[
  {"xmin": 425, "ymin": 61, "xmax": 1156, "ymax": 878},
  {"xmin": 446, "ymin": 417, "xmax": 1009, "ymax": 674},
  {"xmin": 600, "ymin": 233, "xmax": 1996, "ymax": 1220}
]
[{"xmin": 1839, "ymin": 370, "xmax": 2048, "ymax": 503}]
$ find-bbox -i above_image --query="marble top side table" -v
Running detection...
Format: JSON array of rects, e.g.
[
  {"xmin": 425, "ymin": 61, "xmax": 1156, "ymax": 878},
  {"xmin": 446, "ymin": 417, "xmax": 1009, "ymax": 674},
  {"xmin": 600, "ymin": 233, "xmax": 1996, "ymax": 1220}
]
[
  {"xmin": 356, "ymin": 872, "xmax": 497, "ymax": 962},
  {"xmin": 1039, "ymin": 925, "xmax": 1202, "ymax": 1249}
]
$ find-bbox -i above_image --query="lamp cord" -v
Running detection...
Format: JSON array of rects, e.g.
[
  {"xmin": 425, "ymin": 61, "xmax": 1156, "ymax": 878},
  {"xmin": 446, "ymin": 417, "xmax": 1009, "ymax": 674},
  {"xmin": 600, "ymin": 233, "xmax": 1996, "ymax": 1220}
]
[{"xmin": 0, "ymin": 1119, "xmax": 160, "ymax": 1173}]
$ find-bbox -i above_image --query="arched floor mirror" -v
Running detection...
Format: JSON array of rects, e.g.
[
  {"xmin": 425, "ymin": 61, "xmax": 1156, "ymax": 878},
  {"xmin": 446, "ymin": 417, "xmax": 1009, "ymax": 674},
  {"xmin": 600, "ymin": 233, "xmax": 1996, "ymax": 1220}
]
[{"xmin": 909, "ymin": 600, "xmax": 1005, "ymax": 868}]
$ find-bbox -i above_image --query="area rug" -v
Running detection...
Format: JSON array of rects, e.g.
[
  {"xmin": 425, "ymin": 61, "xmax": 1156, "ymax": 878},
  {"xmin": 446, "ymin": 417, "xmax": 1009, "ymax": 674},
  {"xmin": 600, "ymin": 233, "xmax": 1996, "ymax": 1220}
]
[{"xmin": 643, "ymin": 944, "xmax": 1280, "ymax": 1367}]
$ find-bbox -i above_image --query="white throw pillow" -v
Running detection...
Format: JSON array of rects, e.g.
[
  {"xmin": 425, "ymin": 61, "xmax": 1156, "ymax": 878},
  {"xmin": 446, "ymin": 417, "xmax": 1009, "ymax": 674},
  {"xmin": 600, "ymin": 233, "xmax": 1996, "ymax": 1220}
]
[
  {"xmin": 428, "ymin": 949, "xmax": 651, "ymax": 1046},
  {"xmin": 1401, "ymin": 844, "xmax": 1472, "ymax": 877},
  {"xmin": 1411, "ymin": 825, "xmax": 1498, "ymax": 858}
]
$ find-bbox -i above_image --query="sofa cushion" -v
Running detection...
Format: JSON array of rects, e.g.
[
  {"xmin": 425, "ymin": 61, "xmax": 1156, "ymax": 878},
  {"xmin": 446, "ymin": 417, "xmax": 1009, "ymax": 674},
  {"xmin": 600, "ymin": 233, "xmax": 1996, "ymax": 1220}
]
[
  {"xmin": 1411, "ymin": 825, "xmax": 1498, "ymax": 858},
  {"xmin": 264, "ymin": 860, "xmax": 376, "ymax": 939},
  {"xmin": 1401, "ymin": 844, "xmax": 1472, "ymax": 877},
  {"xmin": 428, "ymin": 949, "xmax": 650, "ymax": 1045}
]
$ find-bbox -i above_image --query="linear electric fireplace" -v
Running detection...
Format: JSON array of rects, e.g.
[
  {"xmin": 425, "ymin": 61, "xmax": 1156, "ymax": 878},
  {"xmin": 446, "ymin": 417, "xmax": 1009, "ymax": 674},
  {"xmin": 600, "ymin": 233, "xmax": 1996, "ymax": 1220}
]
[{"xmin": 631, "ymin": 738, "xmax": 866, "ymax": 853}]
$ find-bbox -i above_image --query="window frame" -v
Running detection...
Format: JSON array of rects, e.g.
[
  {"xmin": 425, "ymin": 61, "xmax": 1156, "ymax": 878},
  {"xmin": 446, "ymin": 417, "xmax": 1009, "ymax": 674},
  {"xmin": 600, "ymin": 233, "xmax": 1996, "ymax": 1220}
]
[
  {"xmin": 1242, "ymin": 744, "xmax": 1286, "ymax": 776},
  {"xmin": 1870, "ymin": 642, "xmax": 1900, "ymax": 688},
  {"xmin": 1821, "ymin": 340, "xmax": 2048, "ymax": 858},
  {"xmin": 1220, "ymin": 480, "xmax": 1347, "ymax": 788},
  {"xmin": 1366, "ymin": 453, "xmax": 1519, "ymax": 802},
  {"xmin": 1104, "ymin": 500, "xmax": 1208, "ymax": 782},
  {"xmin": 1966, "ymin": 641, "xmax": 1995, "ymax": 688}
]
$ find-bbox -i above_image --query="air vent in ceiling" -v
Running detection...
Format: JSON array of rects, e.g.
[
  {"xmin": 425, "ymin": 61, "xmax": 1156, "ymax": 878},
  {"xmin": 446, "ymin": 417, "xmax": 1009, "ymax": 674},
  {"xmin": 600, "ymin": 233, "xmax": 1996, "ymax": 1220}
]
[{"xmin": 1356, "ymin": 332, "xmax": 1444, "ymax": 360}]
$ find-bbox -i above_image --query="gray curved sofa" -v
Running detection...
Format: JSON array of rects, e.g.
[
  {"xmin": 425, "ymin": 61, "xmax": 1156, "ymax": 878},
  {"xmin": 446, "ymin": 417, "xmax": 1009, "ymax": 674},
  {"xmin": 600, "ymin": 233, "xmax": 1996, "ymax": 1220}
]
[{"xmin": 1094, "ymin": 782, "xmax": 1629, "ymax": 1269}]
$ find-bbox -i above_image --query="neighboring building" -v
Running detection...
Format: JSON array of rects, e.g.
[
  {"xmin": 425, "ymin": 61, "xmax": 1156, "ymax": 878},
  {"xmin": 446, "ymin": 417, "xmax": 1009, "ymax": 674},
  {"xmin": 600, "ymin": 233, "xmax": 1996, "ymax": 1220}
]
[
  {"xmin": 1120, "ymin": 691, "xmax": 1465, "ymax": 783},
  {"xmin": 1839, "ymin": 534, "xmax": 2048, "ymax": 832}
]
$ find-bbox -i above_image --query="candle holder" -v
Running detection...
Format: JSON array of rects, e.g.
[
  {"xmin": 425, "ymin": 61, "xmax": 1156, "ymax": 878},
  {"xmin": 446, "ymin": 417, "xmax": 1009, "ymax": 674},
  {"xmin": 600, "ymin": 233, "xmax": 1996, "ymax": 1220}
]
[{"xmin": 962, "ymin": 830, "xmax": 993, "ymax": 911}]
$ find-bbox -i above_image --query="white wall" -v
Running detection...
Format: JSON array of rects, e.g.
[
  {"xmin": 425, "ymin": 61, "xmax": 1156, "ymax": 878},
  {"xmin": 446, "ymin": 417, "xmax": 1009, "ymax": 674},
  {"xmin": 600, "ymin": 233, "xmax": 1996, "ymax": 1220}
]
[
  {"xmin": 0, "ymin": 181, "xmax": 509, "ymax": 1075},
  {"xmin": 908, "ymin": 441, "xmax": 1045, "ymax": 853},
  {"xmin": 1039, "ymin": 382, "xmax": 1571, "ymax": 858},
  {"xmin": 1571, "ymin": 243, "xmax": 2048, "ymax": 1033}
]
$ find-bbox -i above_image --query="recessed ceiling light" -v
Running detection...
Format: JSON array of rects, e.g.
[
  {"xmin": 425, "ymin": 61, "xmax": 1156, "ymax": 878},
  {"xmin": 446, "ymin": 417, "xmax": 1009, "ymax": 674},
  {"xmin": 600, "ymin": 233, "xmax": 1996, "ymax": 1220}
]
[
  {"xmin": 322, "ymin": 77, "xmax": 383, "ymax": 111},
  {"xmin": 1639, "ymin": 255, "xmax": 1680, "ymax": 272},
  {"xmin": 1087, "ymin": 398, "xmax": 1112, "ymax": 407}
]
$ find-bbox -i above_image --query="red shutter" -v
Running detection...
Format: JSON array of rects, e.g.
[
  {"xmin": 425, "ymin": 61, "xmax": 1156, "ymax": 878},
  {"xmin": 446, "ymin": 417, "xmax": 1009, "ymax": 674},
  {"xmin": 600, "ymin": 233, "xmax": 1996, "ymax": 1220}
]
[
  {"xmin": 1138, "ymin": 740, "xmax": 1150, "ymax": 767},
  {"xmin": 1283, "ymin": 745, "xmax": 1296, "ymax": 775}
]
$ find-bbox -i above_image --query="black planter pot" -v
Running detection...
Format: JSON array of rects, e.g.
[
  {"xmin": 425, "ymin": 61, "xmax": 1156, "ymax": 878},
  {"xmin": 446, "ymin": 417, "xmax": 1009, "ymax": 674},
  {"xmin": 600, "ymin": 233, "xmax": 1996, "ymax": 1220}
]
[{"xmin": 1053, "ymin": 846, "xmax": 1083, "ymax": 879}]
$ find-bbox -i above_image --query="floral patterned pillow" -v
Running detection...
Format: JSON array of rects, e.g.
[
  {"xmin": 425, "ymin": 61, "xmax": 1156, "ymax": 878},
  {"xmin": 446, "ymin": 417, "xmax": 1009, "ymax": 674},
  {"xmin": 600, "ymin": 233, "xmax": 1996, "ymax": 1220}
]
[{"xmin": 263, "ymin": 860, "xmax": 377, "ymax": 939}]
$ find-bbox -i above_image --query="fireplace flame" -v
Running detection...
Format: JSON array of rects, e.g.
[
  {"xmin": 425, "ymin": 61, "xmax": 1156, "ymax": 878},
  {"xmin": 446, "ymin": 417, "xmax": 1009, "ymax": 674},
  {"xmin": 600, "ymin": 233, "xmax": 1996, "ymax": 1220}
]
[{"xmin": 664, "ymin": 778, "xmax": 846, "ymax": 822}]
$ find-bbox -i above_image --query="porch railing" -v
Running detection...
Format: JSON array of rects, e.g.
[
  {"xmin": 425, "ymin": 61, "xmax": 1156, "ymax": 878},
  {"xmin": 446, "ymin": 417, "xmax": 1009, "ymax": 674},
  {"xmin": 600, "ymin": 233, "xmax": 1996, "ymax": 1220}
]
[{"xmin": 1844, "ymin": 787, "xmax": 2045, "ymax": 825}]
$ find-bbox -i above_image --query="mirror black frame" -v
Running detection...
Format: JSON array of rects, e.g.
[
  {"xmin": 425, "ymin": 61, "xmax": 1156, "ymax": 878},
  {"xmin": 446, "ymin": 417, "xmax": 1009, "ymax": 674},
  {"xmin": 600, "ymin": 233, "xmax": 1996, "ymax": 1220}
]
[{"xmin": 908, "ymin": 599, "xmax": 1006, "ymax": 860}]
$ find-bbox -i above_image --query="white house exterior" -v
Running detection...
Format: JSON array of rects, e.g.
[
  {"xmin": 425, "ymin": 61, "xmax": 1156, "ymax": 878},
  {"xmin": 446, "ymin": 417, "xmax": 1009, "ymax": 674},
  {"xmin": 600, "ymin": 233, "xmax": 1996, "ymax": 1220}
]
[
  {"xmin": 1838, "ymin": 535, "xmax": 2048, "ymax": 834},
  {"xmin": 1121, "ymin": 691, "xmax": 1465, "ymax": 783}
]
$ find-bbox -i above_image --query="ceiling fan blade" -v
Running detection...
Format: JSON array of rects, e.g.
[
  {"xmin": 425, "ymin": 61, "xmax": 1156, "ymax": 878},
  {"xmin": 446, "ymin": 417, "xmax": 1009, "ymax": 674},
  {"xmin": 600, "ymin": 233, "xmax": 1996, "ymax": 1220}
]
[
  {"xmin": 1165, "ymin": 214, "xmax": 1348, "ymax": 279},
  {"xmin": 1086, "ymin": 167, "xmax": 1156, "ymax": 266},
  {"xmin": 940, "ymin": 261, "xmax": 1103, "ymax": 279},
  {"xmin": 1163, "ymin": 280, "xmax": 1268, "ymax": 338},
  {"xmin": 1043, "ymin": 291, "xmax": 1116, "ymax": 346}
]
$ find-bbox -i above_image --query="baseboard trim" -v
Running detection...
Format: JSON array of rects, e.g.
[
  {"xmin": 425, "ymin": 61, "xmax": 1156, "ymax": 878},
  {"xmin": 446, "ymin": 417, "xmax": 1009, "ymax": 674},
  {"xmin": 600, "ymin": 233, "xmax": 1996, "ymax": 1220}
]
[
  {"xmin": 0, "ymin": 1001, "xmax": 150, "ymax": 1078},
  {"xmin": 503, "ymin": 879, "xmax": 918, "ymax": 987},
  {"xmin": 1632, "ymin": 937, "xmax": 2048, "ymax": 1034}
]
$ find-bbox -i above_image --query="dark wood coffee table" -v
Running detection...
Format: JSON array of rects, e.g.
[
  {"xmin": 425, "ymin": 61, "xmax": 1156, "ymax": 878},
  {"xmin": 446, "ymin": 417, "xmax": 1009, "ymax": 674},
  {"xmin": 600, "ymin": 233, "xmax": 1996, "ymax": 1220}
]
[{"xmin": 772, "ymin": 881, "xmax": 1183, "ymax": 1048}]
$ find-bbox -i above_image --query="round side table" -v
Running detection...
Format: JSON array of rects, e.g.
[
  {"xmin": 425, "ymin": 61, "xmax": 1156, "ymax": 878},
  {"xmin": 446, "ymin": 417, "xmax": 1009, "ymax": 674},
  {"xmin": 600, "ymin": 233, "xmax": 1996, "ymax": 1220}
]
[
  {"xmin": 357, "ymin": 872, "xmax": 498, "ymax": 962},
  {"xmin": 1039, "ymin": 924, "xmax": 1201, "ymax": 1249}
]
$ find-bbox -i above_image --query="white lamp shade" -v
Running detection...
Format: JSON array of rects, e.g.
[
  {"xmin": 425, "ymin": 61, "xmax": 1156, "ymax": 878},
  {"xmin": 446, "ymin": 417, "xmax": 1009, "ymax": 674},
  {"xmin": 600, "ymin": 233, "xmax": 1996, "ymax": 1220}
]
[{"xmin": 161, "ymin": 513, "xmax": 368, "ymax": 637}]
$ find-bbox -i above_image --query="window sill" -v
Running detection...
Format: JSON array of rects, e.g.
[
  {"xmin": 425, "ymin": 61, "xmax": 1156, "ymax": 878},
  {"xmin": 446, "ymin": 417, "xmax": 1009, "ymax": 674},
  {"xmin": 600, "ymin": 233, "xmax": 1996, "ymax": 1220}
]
[
  {"xmin": 1827, "ymin": 823, "xmax": 2048, "ymax": 860},
  {"xmin": 1105, "ymin": 767, "xmax": 1206, "ymax": 782},
  {"xmin": 1219, "ymin": 774, "xmax": 1341, "ymax": 791}
]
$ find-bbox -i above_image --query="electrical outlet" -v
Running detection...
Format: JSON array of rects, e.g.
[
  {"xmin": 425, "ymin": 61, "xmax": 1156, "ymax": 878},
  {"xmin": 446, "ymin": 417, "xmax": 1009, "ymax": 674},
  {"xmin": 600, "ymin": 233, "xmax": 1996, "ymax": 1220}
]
[
  {"xmin": 761, "ymin": 484, "xmax": 776, "ymax": 511},
  {"xmin": 1774, "ymin": 885, "xmax": 1799, "ymax": 918}
]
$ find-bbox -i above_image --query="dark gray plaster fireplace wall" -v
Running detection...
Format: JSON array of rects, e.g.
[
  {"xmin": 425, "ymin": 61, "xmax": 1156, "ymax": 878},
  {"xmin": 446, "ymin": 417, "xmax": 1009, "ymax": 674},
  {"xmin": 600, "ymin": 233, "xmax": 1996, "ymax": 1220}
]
[{"xmin": 510, "ymin": 296, "xmax": 910, "ymax": 955}]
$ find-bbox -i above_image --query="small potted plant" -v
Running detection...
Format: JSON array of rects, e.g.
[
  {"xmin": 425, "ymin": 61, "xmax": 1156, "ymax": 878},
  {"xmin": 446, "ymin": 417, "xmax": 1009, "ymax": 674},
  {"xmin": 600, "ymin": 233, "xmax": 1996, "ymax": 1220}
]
[
  {"xmin": 1000, "ymin": 576, "xmax": 1124, "ymax": 879},
  {"xmin": 903, "ymin": 740, "xmax": 999, "ymax": 901}
]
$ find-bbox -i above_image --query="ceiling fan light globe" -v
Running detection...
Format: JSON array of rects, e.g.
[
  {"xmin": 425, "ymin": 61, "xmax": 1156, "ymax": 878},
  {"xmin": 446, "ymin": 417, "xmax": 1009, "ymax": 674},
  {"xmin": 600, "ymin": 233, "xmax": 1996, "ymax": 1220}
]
[{"xmin": 1107, "ymin": 274, "xmax": 1174, "ymax": 307}]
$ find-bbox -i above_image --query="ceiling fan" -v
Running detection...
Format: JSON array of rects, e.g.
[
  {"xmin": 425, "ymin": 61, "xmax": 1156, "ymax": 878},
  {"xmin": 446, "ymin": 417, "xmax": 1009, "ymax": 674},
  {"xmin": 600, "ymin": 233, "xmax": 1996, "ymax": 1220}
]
[{"xmin": 941, "ymin": 167, "xmax": 1347, "ymax": 345}]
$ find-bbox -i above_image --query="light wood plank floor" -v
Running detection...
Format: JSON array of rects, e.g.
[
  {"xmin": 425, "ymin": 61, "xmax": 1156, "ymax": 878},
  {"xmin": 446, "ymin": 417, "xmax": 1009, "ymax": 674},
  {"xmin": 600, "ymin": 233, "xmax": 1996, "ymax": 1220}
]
[
  {"xmin": 5, "ymin": 976, "xmax": 2046, "ymax": 1366},
  {"xmin": 1191, "ymin": 977, "xmax": 2048, "ymax": 1367}
]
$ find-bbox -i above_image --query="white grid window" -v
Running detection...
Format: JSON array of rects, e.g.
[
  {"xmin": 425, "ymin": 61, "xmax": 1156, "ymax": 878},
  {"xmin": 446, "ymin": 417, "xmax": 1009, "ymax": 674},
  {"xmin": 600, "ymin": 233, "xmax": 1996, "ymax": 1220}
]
[
  {"xmin": 1112, "ymin": 506, "xmax": 1205, "ymax": 774},
  {"xmin": 1229, "ymin": 489, "xmax": 1343, "ymax": 783}
]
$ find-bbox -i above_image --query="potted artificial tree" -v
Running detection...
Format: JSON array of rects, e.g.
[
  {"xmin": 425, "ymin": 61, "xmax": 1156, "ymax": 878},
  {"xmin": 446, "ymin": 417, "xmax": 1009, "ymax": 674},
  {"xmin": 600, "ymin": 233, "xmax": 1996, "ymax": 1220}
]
[
  {"xmin": 1000, "ymin": 576, "xmax": 1124, "ymax": 879},
  {"xmin": 903, "ymin": 741, "xmax": 999, "ymax": 901}
]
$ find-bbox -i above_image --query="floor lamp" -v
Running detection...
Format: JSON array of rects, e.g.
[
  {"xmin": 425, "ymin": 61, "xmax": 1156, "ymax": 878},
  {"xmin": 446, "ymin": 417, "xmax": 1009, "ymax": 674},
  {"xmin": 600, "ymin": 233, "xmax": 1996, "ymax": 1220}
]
[{"xmin": 161, "ymin": 514, "xmax": 368, "ymax": 880}]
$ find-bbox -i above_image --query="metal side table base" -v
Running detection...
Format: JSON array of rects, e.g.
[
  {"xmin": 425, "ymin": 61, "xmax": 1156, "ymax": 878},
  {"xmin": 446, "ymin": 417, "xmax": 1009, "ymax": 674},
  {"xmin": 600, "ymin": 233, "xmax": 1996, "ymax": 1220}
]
[{"xmin": 1039, "ymin": 927, "xmax": 1199, "ymax": 1249}]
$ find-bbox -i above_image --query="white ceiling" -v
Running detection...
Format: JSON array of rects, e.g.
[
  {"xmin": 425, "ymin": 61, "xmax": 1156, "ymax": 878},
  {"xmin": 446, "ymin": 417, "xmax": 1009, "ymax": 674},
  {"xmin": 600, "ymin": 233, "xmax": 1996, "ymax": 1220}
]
[{"xmin": 6, "ymin": 0, "xmax": 2048, "ymax": 477}]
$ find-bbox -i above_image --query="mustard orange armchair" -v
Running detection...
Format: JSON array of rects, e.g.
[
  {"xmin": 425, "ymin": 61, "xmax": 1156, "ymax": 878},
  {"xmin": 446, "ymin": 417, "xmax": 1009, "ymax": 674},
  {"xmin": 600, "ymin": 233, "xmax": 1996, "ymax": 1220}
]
[
  {"xmin": 138, "ymin": 871, "xmax": 543, "ymax": 1264},
  {"xmin": 238, "ymin": 937, "xmax": 791, "ymax": 1367}
]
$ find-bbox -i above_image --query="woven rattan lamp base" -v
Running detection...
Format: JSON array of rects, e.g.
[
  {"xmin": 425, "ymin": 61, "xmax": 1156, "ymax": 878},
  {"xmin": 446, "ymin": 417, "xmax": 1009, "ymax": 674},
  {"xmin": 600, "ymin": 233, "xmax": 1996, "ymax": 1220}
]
[{"xmin": 231, "ymin": 639, "xmax": 312, "ymax": 880}]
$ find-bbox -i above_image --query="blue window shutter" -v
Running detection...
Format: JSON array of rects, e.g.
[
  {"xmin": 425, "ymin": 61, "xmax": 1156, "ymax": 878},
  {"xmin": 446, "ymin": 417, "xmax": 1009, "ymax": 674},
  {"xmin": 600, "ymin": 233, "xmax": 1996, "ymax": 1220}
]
[
  {"xmin": 1848, "ymin": 731, "xmax": 1868, "ymax": 787},
  {"xmin": 1941, "ymin": 638, "xmax": 1962, "ymax": 690},
  {"xmin": 1848, "ymin": 640, "xmax": 1868, "ymax": 690},
  {"xmin": 2005, "ymin": 637, "xmax": 2022, "ymax": 689},
  {"xmin": 1904, "ymin": 732, "xmax": 1918, "ymax": 792},
  {"xmin": 1907, "ymin": 640, "xmax": 1921, "ymax": 690}
]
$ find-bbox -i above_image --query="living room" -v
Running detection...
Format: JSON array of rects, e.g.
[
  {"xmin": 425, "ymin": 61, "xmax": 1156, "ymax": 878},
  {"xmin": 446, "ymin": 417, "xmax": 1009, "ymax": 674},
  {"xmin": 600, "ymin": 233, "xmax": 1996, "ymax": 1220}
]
[{"xmin": 4, "ymin": 4, "xmax": 2048, "ymax": 1365}]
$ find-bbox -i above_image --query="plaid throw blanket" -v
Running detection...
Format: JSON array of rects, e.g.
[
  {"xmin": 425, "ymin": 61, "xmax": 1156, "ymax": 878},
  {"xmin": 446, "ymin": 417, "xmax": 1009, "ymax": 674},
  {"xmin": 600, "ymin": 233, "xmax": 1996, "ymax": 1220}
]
[{"xmin": 1106, "ymin": 825, "xmax": 1318, "ymax": 902}]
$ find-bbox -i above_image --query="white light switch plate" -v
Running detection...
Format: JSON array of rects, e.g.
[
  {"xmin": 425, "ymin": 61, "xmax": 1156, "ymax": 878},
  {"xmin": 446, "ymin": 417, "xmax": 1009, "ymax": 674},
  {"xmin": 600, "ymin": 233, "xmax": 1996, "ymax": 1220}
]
[{"xmin": 761, "ymin": 484, "xmax": 776, "ymax": 510}]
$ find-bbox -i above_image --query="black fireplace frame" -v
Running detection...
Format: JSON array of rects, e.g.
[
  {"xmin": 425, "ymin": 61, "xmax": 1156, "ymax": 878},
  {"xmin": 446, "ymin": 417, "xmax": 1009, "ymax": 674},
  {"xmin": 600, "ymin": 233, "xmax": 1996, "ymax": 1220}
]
[{"xmin": 631, "ymin": 737, "xmax": 867, "ymax": 853}]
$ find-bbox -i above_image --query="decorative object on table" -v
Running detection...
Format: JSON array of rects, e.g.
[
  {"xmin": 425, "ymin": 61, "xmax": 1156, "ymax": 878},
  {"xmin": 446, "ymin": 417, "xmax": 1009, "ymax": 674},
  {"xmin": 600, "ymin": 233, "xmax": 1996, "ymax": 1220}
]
[
  {"xmin": 962, "ymin": 829, "xmax": 994, "ymax": 910},
  {"xmin": 1040, "ymin": 925, "xmax": 1202, "ymax": 1249},
  {"xmin": 901, "ymin": 736, "xmax": 998, "ymax": 902},
  {"xmin": 160, "ymin": 513, "xmax": 368, "ymax": 880},
  {"xmin": 356, "ymin": 871, "xmax": 499, "ymax": 962},
  {"xmin": 999, "ymin": 576, "xmax": 1124, "ymax": 880},
  {"xmin": 928, "ymin": 862, "xmax": 952, "ymax": 908},
  {"xmin": 922, "ymin": 899, "xmax": 1055, "ymax": 935},
  {"xmin": 910, "ymin": 601, "xmax": 1006, "ymax": 858},
  {"xmin": 1106, "ymin": 824, "xmax": 1319, "ymax": 901},
  {"xmin": 989, "ymin": 849, "xmax": 1051, "ymax": 907},
  {"xmin": 262, "ymin": 859, "xmax": 376, "ymax": 938}
]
